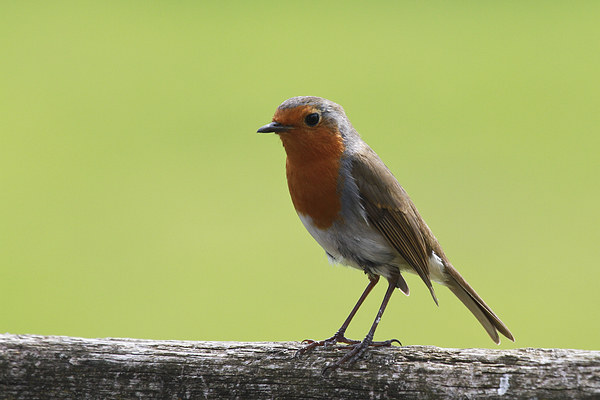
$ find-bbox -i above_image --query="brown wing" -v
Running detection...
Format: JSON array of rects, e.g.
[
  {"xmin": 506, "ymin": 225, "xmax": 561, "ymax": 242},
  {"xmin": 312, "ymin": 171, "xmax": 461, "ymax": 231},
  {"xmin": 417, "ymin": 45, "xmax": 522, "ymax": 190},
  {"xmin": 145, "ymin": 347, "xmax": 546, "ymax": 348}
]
[{"xmin": 352, "ymin": 147, "xmax": 438, "ymax": 304}]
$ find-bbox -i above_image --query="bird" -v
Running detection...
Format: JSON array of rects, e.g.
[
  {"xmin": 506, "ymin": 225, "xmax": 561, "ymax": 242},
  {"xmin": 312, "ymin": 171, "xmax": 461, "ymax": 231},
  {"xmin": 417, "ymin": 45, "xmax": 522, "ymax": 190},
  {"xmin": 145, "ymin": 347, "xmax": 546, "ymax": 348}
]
[{"xmin": 257, "ymin": 96, "xmax": 514, "ymax": 373}]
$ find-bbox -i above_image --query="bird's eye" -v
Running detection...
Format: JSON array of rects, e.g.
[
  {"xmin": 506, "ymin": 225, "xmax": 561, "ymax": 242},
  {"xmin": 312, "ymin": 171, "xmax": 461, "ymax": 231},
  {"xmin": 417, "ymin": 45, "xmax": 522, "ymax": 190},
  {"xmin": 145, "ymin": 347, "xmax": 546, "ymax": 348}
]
[{"xmin": 304, "ymin": 113, "xmax": 320, "ymax": 127}]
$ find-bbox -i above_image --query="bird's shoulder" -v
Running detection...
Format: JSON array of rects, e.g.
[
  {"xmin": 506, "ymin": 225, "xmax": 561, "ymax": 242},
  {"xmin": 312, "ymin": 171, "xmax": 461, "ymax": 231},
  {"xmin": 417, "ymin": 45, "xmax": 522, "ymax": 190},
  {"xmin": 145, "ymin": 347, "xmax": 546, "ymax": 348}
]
[{"xmin": 348, "ymin": 145, "xmax": 413, "ymax": 212}]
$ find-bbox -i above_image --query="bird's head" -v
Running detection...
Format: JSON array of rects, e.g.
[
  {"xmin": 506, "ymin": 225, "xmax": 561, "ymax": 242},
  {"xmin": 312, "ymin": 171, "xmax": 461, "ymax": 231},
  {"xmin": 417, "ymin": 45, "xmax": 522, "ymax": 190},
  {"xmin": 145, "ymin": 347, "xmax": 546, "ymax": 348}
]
[{"xmin": 257, "ymin": 96, "xmax": 356, "ymax": 163}]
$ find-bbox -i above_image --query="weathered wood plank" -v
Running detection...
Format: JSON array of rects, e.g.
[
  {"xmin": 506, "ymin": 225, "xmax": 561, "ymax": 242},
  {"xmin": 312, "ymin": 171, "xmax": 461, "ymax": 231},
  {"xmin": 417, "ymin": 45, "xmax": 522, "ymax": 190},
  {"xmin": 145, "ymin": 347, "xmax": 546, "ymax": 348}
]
[{"xmin": 0, "ymin": 334, "xmax": 598, "ymax": 399}]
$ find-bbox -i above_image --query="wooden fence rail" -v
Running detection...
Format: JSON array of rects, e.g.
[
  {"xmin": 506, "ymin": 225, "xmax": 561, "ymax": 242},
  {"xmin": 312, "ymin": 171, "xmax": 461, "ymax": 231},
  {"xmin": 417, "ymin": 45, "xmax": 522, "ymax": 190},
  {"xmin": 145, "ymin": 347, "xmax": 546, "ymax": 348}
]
[{"xmin": 0, "ymin": 334, "xmax": 598, "ymax": 399}]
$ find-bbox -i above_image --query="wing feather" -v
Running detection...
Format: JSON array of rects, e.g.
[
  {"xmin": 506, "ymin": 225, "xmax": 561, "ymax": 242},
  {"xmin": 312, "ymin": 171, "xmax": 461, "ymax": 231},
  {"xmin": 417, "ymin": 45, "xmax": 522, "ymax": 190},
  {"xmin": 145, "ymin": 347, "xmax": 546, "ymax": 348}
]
[{"xmin": 352, "ymin": 148, "xmax": 438, "ymax": 303}]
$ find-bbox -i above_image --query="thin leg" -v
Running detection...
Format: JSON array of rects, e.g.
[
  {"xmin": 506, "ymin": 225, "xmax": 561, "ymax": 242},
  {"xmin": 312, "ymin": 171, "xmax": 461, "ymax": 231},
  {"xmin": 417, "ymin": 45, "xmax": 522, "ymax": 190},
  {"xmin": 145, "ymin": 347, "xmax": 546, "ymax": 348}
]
[
  {"xmin": 323, "ymin": 276, "xmax": 400, "ymax": 375},
  {"xmin": 295, "ymin": 275, "xmax": 380, "ymax": 358}
]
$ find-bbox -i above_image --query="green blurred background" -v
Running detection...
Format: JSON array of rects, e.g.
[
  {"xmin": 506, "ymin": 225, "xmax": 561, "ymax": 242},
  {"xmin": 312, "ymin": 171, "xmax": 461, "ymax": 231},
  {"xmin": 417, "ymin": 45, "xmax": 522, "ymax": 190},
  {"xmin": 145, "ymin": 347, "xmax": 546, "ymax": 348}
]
[{"xmin": 1, "ymin": 1, "xmax": 599, "ymax": 350}]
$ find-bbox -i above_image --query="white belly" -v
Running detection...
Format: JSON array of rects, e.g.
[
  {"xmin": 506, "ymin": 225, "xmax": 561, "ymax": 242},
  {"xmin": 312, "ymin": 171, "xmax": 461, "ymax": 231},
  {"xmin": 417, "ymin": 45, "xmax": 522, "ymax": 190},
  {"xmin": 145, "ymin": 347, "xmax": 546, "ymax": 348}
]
[
  {"xmin": 297, "ymin": 212, "xmax": 448, "ymax": 285},
  {"xmin": 298, "ymin": 213, "xmax": 399, "ymax": 269}
]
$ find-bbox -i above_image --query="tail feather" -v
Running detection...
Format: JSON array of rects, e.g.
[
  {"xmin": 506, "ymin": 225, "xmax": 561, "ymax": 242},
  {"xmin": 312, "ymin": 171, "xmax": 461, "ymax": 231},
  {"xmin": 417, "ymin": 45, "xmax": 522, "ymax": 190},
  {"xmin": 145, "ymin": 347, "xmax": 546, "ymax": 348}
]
[{"xmin": 445, "ymin": 264, "xmax": 514, "ymax": 343}]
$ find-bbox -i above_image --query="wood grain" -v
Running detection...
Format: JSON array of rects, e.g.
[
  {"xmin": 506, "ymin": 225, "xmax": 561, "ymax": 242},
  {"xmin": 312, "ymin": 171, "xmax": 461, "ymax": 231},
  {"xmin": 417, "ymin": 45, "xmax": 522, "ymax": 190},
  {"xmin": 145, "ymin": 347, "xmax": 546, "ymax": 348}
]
[{"xmin": 1, "ymin": 334, "xmax": 598, "ymax": 399}]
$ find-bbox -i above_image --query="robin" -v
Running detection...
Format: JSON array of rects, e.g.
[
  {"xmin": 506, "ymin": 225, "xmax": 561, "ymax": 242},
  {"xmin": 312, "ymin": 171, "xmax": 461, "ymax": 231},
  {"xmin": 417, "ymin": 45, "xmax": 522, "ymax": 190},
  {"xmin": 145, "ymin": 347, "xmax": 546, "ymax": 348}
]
[{"xmin": 257, "ymin": 96, "xmax": 514, "ymax": 373}]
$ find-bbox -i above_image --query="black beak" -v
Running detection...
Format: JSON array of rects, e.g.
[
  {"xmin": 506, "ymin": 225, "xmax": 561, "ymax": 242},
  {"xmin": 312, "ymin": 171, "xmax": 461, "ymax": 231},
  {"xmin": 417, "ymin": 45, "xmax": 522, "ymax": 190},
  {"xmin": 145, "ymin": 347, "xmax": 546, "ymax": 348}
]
[{"xmin": 257, "ymin": 121, "xmax": 291, "ymax": 133}]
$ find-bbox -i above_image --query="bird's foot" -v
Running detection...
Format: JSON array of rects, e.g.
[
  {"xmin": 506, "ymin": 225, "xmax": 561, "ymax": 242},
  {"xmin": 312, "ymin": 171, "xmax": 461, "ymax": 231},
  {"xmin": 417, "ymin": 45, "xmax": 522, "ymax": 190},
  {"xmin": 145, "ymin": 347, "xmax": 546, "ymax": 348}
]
[
  {"xmin": 295, "ymin": 331, "xmax": 360, "ymax": 358},
  {"xmin": 322, "ymin": 337, "xmax": 401, "ymax": 376}
]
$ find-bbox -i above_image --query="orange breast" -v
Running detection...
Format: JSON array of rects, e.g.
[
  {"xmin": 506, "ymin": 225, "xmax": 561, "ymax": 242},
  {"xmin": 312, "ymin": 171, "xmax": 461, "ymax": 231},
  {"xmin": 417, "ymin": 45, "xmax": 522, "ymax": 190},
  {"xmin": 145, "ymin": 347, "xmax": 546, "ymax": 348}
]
[{"xmin": 281, "ymin": 126, "xmax": 345, "ymax": 229}]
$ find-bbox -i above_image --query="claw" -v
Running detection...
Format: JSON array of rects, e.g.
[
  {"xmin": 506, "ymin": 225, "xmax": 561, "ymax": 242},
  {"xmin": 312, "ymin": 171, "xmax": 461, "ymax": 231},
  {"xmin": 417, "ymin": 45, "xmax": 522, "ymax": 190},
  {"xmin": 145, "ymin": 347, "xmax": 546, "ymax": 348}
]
[
  {"xmin": 295, "ymin": 332, "xmax": 360, "ymax": 358},
  {"xmin": 320, "ymin": 337, "xmax": 401, "ymax": 375},
  {"xmin": 370, "ymin": 338, "xmax": 402, "ymax": 347}
]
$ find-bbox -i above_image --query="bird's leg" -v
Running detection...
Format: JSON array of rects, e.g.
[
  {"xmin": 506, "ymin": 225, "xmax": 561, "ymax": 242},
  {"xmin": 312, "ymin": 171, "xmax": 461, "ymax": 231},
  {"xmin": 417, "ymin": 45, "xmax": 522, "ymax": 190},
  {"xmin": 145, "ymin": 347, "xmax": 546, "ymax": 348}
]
[
  {"xmin": 295, "ymin": 275, "xmax": 380, "ymax": 358},
  {"xmin": 322, "ymin": 276, "xmax": 400, "ymax": 375}
]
